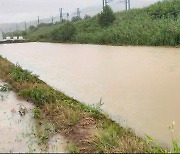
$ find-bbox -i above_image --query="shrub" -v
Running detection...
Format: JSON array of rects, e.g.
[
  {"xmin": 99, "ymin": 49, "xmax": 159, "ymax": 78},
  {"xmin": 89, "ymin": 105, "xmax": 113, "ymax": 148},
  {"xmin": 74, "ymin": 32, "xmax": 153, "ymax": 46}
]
[
  {"xmin": 148, "ymin": 0, "xmax": 180, "ymax": 19},
  {"xmin": 33, "ymin": 107, "xmax": 42, "ymax": 119},
  {"xmin": 10, "ymin": 64, "xmax": 39, "ymax": 82},
  {"xmin": 71, "ymin": 16, "xmax": 82, "ymax": 22},
  {"xmin": 18, "ymin": 86, "xmax": 57, "ymax": 105},
  {"xmin": 98, "ymin": 5, "xmax": 116, "ymax": 27},
  {"xmin": 84, "ymin": 15, "xmax": 91, "ymax": 19},
  {"xmin": 29, "ymin": 25, "xmax": 36, "ymax": 30},
  {"xmin": 51, "ymin": 22, "xmax": 76, "ymax": 41}
]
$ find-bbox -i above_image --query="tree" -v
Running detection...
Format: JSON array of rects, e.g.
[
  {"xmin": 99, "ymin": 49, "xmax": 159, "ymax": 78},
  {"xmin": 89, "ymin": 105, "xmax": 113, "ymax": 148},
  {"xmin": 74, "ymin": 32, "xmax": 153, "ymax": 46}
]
[
  {"xmin": 148, "ymin": 0, "xmax": 180, "ymax": 19},
  {"xmin": 51, "ymin": 22, "xmax": 76, "ymax": 41},
  {"xmin": 98, "ymin": 5, "xmax": 116, "ymax": 27},
  {"xmin": 29, "ymin": 25, "xmax": 36, "ymax": 30},
  {"xmin": 84, "ymin": 15, "xmax": 91, "ymax": 19},
  {"xmin": 71, "ymin": 16, "xmax": 82, "ymax": 22}
]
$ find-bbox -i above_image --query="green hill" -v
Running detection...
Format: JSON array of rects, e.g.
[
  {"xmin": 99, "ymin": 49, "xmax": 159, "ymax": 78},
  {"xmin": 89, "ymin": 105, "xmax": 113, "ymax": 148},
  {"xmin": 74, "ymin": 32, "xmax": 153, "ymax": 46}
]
[{"xmin": 14, "ymin": 0, "xmax": 180, "ymax": 46}]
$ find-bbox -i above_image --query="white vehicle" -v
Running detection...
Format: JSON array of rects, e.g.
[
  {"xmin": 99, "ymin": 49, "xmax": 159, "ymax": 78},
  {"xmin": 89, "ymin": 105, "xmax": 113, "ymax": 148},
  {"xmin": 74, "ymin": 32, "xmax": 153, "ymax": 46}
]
[
  {"xmin": 0, "ymin": 31, "xmax": 3, "ymax": 41},
  {"xmin": 6, "ymin": 36, "xmax": 11, "ymax": 40},
  {"xmin": 18, "ymin": 36, "xmax": 24, "ymax": 40},
  {"xmin": 13, "ymin": 36, "xmax": 18, "ymax": 40}
]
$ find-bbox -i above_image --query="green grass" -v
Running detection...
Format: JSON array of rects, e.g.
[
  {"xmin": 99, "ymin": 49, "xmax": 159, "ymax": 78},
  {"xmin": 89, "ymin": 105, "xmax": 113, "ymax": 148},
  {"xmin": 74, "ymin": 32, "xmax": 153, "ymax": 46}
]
[
  {"xmin": 94, "ymin": 125, "xmax": 121, "ymax": 152},
  {"xmin": 9, "ymin": 0, "xmax": 180, "ymax": 46},
  {"xmin": 67, "ymin": 143, "xmax": 80, "ymax": 153},
  {"xmin": 33, "ymin": 107, "xmax": 42, "ymax": 119}
]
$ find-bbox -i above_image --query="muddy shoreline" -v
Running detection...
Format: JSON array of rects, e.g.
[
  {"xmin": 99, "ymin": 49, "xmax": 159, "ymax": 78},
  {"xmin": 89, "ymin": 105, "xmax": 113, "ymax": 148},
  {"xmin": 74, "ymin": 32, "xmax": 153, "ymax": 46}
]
[{"xmin": 0, "ymin": 82, "xmax": 67, "ymax": 153}]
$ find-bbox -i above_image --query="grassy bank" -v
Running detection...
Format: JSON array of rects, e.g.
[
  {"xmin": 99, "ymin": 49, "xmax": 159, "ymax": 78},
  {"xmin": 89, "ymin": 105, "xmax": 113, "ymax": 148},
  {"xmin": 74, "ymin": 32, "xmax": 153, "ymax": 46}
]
[
  {"xmin": 10, "ymin": 0, "xmax": 180, "ymax": 46},
  {"xmin": 0, "ymin": 56, "xmax": 167, "ymax": 153}
]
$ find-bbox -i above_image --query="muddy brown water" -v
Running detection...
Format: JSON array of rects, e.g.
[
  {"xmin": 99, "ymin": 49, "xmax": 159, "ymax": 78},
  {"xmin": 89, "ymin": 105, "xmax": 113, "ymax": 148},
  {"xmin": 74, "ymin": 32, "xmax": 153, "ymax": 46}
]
[
  {"xmin": 0, "ymin": 42, "xmax": 180, "ymax": 148},
  {"xmin": 0, "ymin": 81, "xmax": 67, "ymax": 153}
]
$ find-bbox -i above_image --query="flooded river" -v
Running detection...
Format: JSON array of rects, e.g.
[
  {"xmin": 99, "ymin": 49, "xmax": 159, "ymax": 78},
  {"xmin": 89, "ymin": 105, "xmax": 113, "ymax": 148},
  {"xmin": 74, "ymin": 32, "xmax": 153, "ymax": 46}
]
[{"xmin": 0, "ymin": 42, "xmax": 180, "ymax": 148}]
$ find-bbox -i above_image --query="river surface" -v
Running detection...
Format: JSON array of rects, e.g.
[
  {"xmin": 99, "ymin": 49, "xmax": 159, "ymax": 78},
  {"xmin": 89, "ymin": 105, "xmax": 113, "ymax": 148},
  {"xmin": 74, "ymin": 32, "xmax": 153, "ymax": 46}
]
[{"xmin": 0, "ymin": 42, "xmax": 180, "ymax": 148}]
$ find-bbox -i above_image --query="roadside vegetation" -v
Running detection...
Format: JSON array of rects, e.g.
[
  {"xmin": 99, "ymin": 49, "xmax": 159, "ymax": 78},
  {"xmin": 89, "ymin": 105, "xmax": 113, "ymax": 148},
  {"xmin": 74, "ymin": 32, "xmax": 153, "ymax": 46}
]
[
  {"xmin": 0, "ymin": 56, "xmax": 171, "ymax": 153},
  {"xmin": 9, "ymin": 0, "xmax": 180, "ymax": 46}
]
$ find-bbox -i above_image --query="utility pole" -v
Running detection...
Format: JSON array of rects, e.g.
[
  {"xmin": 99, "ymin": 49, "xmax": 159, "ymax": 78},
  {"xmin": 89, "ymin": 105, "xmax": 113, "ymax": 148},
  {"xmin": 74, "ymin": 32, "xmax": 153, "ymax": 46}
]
[
  {"xmin": 105, "ymin": 0, "xmax": 108, "ymax": 6},
  {"xmin": 128, "ymin": 0, "xmax": 131, "ymax": 10},
  {"xmin": 37, "ymin": 16, "xmax": 40, "ymax": 25},
  {"xmin": 125, "ymin": 0, "xmax": 127, "ymax": 10},
  {"xmin": 67, "ymin": 13, "xmax": 69, "ymax": 21},
  {"xmin": 77, "ymin": 8, "xmax": 80, "ymax": 18},
  {"xmin": 16, "ymin": 24, "xmax": 18, "ymax": 31},
  {"xmin": 59, "ymin": 8, "xmax": 61, "ymax": 21},
  {"xmin": 25, "ymin": 21, "xmax": 27, "ymax": 30},
  {"xmin": 59, "ymin": 8, "xmax": 63, "ymax": 22},
  {"xmin": 52, "ymin": 16, "xmax": 54, "ymax": 24},
  {"xmin": 125, "ymin": 0, "xmax": 130, "ymax": 10},
  {"xmin": 103, "ymin": 0, "xmax": 105, "ymax": 11},
  {"xmin": 103, "ymin": 0, "xmax": 108, "ymax": 11}
]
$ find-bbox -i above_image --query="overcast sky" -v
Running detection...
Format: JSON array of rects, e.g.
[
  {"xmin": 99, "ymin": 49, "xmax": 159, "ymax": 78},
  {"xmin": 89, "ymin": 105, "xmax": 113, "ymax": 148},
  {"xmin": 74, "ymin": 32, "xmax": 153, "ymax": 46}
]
[{"xmin": 0, "ymin": 0, "xmax": 159, "ymax": 24}]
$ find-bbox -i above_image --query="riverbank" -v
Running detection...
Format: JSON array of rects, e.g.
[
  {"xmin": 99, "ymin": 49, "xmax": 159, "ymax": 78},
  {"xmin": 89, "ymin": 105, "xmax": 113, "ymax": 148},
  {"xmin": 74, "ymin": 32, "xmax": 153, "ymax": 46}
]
[
  {"xmin": 0, "ymin": 55, "xmax": 165, "ymax": 153},
  {"xmin": 9, "ymin": 0, "xmax": 180, "ymax": 47}
]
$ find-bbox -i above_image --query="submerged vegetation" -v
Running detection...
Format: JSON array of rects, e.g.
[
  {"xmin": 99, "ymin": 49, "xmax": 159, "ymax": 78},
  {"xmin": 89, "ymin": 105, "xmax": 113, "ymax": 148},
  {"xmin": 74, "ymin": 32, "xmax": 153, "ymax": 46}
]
[
  {"xmin": 0, "ymin": 83, "xmax": 12, "ymax": 92},
  {"xmin": 10, "ymin": 0, "xmax": 180, "ymax": 46},
  {"xmin": 0, "ymin": 55, "xmax": 169, "ymax": 153}
]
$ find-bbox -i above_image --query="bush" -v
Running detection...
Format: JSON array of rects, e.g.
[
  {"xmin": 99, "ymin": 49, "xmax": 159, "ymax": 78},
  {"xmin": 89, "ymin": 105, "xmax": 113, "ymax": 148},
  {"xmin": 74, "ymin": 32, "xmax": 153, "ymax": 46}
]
[
  {"xmin": 98, "ymin": 5, "xmax": 116, "ymax": 27},
  {"xmin": 84, "ymin": 15, "xmax": 91, "ymax": 19},
  {"xmin": 148, "ymin": 0, "xmax": 180, "ymax": 19},
  {"xmin": 10, "ymin": 64, "xmax": 39, "ymax": 83},
  {"xmin": 33, "ymin": 107, "xmax": 42, "ymax": 119},
  {"xmin": 51, "ymin": 22, "xmax": 76, "ymax": 41},
  {"xmin": 18, "ymin": 86, "xmax": 57, "ymax": 105},
  {"xmin": 29, "ymin": 25, "xmax": 36, "ymax": 30},
  {"xmin": 71, "ymin": 16, "xmax": 82, "ymax": 22}
]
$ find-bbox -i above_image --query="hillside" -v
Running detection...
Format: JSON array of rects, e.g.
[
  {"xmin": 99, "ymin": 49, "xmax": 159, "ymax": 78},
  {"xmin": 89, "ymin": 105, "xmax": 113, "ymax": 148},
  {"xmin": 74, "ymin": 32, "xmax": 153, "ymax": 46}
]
[{"xmin": 12, "ymin": 0, "xmax": 180, "ymax": 46}]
